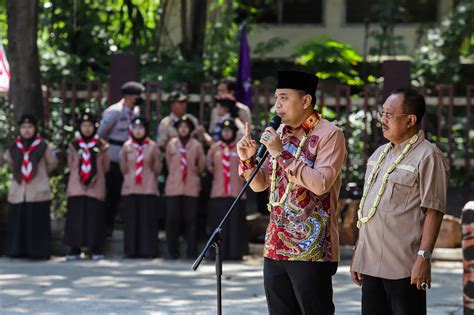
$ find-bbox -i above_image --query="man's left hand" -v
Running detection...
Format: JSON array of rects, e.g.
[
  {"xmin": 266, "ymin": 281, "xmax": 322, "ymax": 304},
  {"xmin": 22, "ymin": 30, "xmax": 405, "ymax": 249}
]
[
  {"xmin": 410, "ymin": 256, "xmax": 431, "ymax": 290},
  {"xmin": 260, "ymin": 127, "xmax": 284, "ymax": 158}
]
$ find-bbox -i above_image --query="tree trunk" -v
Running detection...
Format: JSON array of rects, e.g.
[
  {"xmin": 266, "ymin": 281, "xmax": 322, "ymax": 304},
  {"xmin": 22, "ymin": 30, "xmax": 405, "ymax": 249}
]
[
  {"xmin": 179, "ymin": 0, "xmax": 208, "ymax": 61},
  {"xmin": 189, "ymin": 0, "xmax": 207, "ymax": 59},
  {"xmin": 6, "ymin": 0, "xmax": 43, "ymax": 122},
  {"xmin": 155, "ymin": 0, "xmax": 171, "ymax": 55}
]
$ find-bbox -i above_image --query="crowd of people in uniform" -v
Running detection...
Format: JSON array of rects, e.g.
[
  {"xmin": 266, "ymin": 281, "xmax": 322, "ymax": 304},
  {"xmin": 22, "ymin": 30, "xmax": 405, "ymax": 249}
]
[{"xmin": 3, "ymin": 78, "xmax": 251, "ymax": 262}]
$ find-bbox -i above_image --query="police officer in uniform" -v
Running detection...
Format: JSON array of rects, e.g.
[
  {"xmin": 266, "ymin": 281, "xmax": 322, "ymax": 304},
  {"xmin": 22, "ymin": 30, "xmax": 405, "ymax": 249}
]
[{"xmin": 98, "ymin": 81, "xmax": 145, "ymax": 235}]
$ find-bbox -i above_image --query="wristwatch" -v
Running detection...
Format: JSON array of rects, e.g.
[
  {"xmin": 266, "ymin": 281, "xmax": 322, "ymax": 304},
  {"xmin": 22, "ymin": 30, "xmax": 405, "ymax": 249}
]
[{"xmin": 417, "ymin": 250, "xmax": 432, "ymax": 261}]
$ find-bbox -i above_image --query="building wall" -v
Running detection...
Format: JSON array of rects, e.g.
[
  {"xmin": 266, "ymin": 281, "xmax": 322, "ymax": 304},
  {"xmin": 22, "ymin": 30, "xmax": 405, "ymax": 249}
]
[
  {"xmin": 164, "ymin": 0, "xmax": 455, "ymax": 59},
  {"xmin": 248, "ymin": 0, "xmax": 454, "ymax": 58}
]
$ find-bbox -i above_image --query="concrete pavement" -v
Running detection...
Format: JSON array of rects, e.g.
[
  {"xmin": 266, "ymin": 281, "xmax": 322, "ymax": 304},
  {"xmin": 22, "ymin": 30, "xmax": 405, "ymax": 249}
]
[{"xmin": 0, "ymin": 257, "xmax": 463, "ymax": 314}]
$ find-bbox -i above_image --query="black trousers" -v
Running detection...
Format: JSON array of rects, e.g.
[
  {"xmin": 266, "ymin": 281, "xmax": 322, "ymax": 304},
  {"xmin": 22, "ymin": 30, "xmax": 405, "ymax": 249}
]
[
  {"xmin": 105, "ymin": 162, "xmax": 123, "ymax": 233},
  {"xmin": 6, "ymin": 202, "xmax": 51, "ymax": 259},
  {"xmin": 122, "ymin": 195, "xmax": 159, "ymax": 258},
  {"xmin": 207, "ymin": 198, "xmax": 248, "ymax": 260},
  {"xmin": 264, "ymin": 258, "xmax": 337, "ymax": 315},
  {"xmin": 64, "ymin": 196, "xmax": 106, "ymax": 254},
  {"xmin": 165, "ymin": 196, "xmax": 198, "ymax": 258},
  {"xmin": 362, "ymin": 274, "xmax": 426, "ymax": 315}
]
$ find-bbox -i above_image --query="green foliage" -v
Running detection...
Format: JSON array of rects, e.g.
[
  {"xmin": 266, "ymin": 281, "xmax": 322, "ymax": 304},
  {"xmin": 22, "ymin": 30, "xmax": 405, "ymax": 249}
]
[
  {"xmin": 141, "ymin": 57, "xmax": 206, "ymax": 92},
  {"xmin": 203, "ymin": 1, "xmax": 240, "ymax": 82},
  {"xmin": 369, "ymin": 32, "xmax": 406, "ymax": 57},
  {"xmin": 413, "ymin": 0, "xmax": 474, "ymax": 90},
  {"xmin": 49, "ymin": 173, "xmax": 68, "ymax": 219},
  {"xmin": 0, "ymin": 1, "xmax": 164, "ymax": 85},
  {"xmin": 0, "ymin": 165, "xmax": 10, "ymax": 201},
  {"xmin": 367, "ymin": 0, "xmax": 408, "ymax": 58},
  {"xmin": 293, "ymin": 36, "xmax": 363, "ymax": 86}
]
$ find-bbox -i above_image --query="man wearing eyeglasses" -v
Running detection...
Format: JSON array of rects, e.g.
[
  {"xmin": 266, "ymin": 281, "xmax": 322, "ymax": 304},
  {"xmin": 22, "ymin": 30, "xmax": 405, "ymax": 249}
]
[{"xmin": 350, "ymin": 88, "xmax": 449, "ymax": 314}]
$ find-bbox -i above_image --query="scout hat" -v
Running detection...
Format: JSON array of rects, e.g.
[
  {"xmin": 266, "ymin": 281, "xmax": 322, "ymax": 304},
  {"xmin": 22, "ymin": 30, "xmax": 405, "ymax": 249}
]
[
  {"xmin": 18, "ymin": 113, "xmax": 38, "ymax": 127},
  {"xmin": 220, "ymin": 118, "xmax": 238, "ymax": 132},
  {"xmin": 168, "ymin": 90, "xmax": 188, "ymax": 103},
  {"xmin": 78, "ymin": 108, "xmax": 97, "ymax": 124},
  {"xmin": 130, "ymin": 116, "xmax": 150, "ymax": 137},
  {"xmin": 173, "ymin": 114, "xmax": 195, "ymax": 132}
]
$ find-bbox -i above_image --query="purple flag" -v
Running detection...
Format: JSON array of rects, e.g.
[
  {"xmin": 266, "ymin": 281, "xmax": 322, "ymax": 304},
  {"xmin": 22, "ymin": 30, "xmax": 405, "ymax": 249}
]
[{"xmin": 235, "ymin": 27, "xmax": 252, "ymax": 107}]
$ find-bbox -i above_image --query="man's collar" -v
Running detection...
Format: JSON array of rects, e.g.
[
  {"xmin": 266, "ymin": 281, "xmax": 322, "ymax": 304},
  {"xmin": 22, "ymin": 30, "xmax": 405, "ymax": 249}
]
[
  {"xmin": 392, "ymin": 129, "xmax": 424, "ymax": 152},
  {"xmin": 120, "ymin": 98, "xmax": 132, "ymax": 111},
  {"xmin": 170, "ymin": 112, "xmax": 180, "ymax": 122},
  {"xmin": 283, "ymin": 112, "xmax": 320, "ymax": 135}
]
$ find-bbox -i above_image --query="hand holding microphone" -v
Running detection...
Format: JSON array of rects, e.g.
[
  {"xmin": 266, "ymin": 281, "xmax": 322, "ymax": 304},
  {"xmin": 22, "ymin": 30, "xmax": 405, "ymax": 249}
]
[{"xmin": 237, "ymin": 116, "xmax": 283, "ymax": 162}]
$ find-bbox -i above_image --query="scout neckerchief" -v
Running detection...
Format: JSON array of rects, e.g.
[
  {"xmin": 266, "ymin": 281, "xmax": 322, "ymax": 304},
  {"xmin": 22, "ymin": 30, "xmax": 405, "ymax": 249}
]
[
  {"xmin": 132, "ymin": 138, "xmax": 149, "ymax": 185},
  {"xmin": 179, "ymin": 146, "xmax": 188, "ymax": 182},
  {"xmin": 77, "ymin": 134, "xmax": 99, "ymax": 185},
  {"xmin": 15, "ymin": 136, "xmax": 43, "ymax": 184},
  {"xmin": 220, "ymin": 142, "xmax": 235, "ymax": 194},
  {"xmin": 177, "ymin": 137, "xmax": 190, "ymax": 182}
]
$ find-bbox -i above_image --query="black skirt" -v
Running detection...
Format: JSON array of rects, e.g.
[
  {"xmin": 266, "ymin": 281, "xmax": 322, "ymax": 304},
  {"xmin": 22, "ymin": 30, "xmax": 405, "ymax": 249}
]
[
  {"xmin": 122, "ymin": 194, "xmax": 159, "ymax": 258},
  {"xmin": 6, "ymin": 201, "xmax": 51, "ymax": 259},
  {"xmin": 64, "ymin": 196, "xmax": 106, "ymax": 251},
  {"xmin": 207, "ymin": 198, "xmax": 248, "ymax": 260}
]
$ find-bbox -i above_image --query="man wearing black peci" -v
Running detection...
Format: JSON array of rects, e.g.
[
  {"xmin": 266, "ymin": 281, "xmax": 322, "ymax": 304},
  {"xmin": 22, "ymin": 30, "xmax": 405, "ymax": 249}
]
[{"xmin": 237, "ymin": 70, "xmax": 346, "ymax": 314}]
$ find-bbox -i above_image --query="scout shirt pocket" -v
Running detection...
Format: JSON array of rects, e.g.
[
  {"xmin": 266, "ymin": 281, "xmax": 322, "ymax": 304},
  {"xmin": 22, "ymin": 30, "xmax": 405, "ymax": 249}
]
[
  {"xmin": 123, "ymin": 147, "xmax": 137, "ymax": 173},
  {"xmin": 382, "ymin": 165, "xmax": 417, "ymax": 213}
]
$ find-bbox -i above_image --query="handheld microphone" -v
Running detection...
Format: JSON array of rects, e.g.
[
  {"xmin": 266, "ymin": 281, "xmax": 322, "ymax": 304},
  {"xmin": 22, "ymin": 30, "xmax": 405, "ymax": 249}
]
[{"xmin": 255, "ymin": 115, "xmax": 282, "ymax": 162}]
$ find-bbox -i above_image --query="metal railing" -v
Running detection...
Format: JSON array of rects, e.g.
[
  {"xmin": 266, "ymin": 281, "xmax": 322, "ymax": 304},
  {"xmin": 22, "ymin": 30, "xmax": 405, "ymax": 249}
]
[{"xmin": 2, "ymin": 79, "xmax": 472, "ymax": 186}]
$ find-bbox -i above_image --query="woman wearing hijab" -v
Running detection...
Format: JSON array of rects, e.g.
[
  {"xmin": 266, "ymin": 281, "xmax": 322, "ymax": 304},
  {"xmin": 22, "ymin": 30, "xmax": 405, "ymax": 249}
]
[
  {"xmin": 6, "ymin": 113, "xmax": 58, "ymax": 259},
  {"xmin": 165, "ymin": 115, "xmax": 205, "ymax": 259},
  {"xmin": 120, "ymin": 116, "xmax": 162, "ymax": 258},
  {"xmin": 206, "ymin": 118, "xmax": 248, "ymax": 260},
  {"xmin": 64, "ymin": 110, "xmax": 110, "ymax": 261}
]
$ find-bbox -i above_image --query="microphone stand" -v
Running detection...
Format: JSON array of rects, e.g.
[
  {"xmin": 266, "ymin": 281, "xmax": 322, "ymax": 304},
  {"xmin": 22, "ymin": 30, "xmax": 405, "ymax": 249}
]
[{"xmin": 192, "ymin": 151, "xmax": 269, "ymax": 315}]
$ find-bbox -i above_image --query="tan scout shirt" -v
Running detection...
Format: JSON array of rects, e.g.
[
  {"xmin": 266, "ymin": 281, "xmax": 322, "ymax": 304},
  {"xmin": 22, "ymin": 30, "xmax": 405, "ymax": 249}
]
[
  {"xmin": 156, "ymin": 113, "xmax": 199, "ymax": 150},
  {"xmin": 352, "ymin": 130, "xmax": 449, "ymax": 279},
  {"xmin": 164, "ymin": 137, "xmax": 205, "ymax": 197},
  {"xmin": 67, "ymin": 142, "xmax": 110, "ymax": 201},
  {"xmin": 207, "ymin": 141, "xmax": 246, "ymax": 199},
  {"xmin": 119, "ymin": 139, "xmax": 162, "ymax": 196},
  {"xmin": 7, "ymin": 142, "xmax": 58, "ymax": 204}
]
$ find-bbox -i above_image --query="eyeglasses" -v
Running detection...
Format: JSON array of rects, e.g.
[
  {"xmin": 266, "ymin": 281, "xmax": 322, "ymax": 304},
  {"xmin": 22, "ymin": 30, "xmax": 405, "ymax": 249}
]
[{"xmin": 378, "ymin": 111, "xmax": 410, "ymax": 120}]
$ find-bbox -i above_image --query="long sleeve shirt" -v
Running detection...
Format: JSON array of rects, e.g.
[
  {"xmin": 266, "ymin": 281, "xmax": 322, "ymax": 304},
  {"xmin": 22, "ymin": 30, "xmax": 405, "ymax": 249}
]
[{"xmin": 239, "ymin": 114, "xmax": 347, "ymax": 262}]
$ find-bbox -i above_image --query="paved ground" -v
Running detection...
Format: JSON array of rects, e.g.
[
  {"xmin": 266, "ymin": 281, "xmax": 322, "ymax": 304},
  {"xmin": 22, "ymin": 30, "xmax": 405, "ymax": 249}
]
[{"xmin": 0, "ymin": 256, "xmax": 463, "ymax": 314}]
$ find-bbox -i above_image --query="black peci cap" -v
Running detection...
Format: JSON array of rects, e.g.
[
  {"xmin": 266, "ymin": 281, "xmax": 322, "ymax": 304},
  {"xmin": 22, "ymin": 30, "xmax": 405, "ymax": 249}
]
[{"xmin": 276, "ymin": 70, "xmax": 319, "ymax": 99}]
